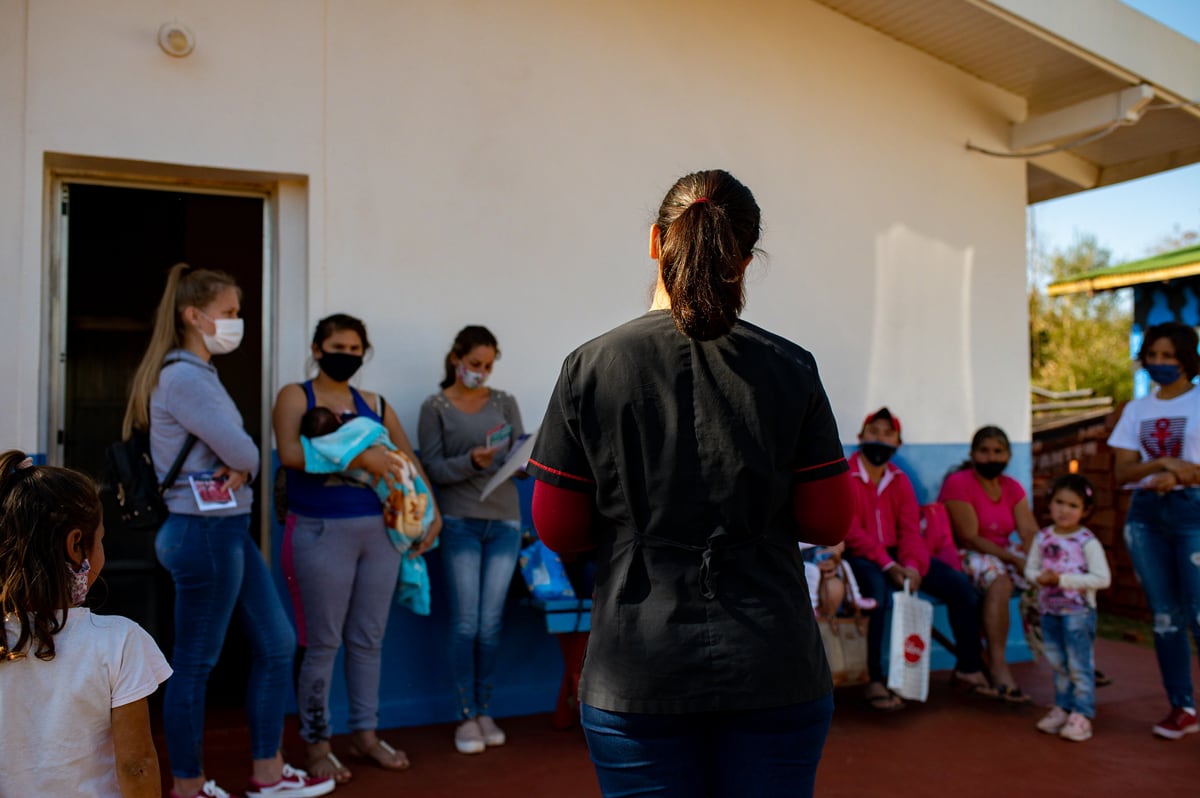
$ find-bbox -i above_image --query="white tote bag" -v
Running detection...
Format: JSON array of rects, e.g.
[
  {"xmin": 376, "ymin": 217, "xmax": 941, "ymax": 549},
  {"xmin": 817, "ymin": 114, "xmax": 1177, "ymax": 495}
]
[{"xmin": 887, "ymin": 580, "xmax": 933, "ymax": 702}]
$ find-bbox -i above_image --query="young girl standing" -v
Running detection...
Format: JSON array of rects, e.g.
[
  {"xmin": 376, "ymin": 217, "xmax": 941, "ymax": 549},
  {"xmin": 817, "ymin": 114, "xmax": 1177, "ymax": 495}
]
[
  {"xmin": 1025, "ymin": 474, "xmax": 1111, "ymax": 742},
  {"xmin": 0, "ymin": 450, "xmax": 172, "ymax": 797}
]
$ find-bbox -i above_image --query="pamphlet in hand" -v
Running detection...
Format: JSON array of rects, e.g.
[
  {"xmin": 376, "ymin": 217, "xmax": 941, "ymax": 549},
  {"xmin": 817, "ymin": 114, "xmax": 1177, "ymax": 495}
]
[
  {"xmin": 486, "ymin": 422, "xmax": 513, "ymax": 451},
  {"xmin": 189, "ymin": 471, "xmax": 238, "ymax": 511},
  {"xmin": 479, "ymin": 427, "xmax": 539, "ymax": 501}
]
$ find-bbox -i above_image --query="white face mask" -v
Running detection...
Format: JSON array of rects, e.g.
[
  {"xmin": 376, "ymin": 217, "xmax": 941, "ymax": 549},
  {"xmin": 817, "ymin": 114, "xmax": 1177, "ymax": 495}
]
[
  {"xmin": 456, "ymin": 362, "xmax": 488, "ymax": 389},
  {"xmin": 198, "ymin": 312, "xmax": 244, "ymax": 355}
]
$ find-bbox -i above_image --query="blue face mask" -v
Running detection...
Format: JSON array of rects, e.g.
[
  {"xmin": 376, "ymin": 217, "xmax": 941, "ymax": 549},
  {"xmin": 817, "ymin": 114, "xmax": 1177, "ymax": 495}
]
[{"xmin": 1146, "ymin": 363, "xmax": 1183, "ymax": 386}]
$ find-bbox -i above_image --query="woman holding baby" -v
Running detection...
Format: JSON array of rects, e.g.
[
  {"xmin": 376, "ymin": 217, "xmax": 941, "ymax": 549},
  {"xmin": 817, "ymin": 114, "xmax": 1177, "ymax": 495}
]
[
  {"xmin": 273, "ymin": 313, "xmax": 440, "ymax": 783},
  {"xmin": 417, "ymin": 325, "xmax": 526, "ymax": 755}
]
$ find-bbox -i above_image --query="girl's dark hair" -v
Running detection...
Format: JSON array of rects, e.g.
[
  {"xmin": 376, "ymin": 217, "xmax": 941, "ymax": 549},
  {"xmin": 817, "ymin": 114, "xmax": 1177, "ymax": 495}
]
[
  {"xmin": 1139, "ymin": 322, "xmax": 1200, "ymax": 379},
  {"xmin": 440, "ymin": 326, "xmax": 499, "ymax": 389},
  {"xmin": 1049, "ymin": 473, "xmax": 1095, "ymax": 510},
  {"xmin": 0, "ymin": 450, "xmax": 102, "ymax": 663},
  {"xmin": 954, "ymin": 425, "xmax": 1011, "ymax": 472},
  {"xmin": 655, "ymin": 169, "xmax": 761, "ymax": 340},
  {"xmin": 312, "ymin": 313, "xmax": 372, "ymax": 352}
]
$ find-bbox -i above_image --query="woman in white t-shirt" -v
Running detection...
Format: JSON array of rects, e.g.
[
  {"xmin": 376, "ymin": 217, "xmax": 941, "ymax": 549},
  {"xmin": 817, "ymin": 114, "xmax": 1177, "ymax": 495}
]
[
  {"xmin": 0, "ymin": 449, "xmax": 172, "ymax": 797},
  {"xmin": 1108, "ymin": 322, "xmax": 1200, "ymax": 741}
]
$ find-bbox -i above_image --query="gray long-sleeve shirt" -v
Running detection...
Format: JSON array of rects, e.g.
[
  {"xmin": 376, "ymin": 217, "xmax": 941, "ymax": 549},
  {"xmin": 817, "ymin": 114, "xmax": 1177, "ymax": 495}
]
[
  {"xmin": 417, "ymin": 389, "xmax": 523, "ymax": 520},
  {"xmin": 149, "ymin": 349, "xmax": 259, "ymax": 516}
]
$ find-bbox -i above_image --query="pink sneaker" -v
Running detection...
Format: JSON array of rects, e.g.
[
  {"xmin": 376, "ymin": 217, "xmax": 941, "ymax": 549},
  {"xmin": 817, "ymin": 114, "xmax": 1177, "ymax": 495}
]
[
  {"xmin": 1152, "ymin": 706, "xmax": 1199, "ymax": 740},
  {"xmin": 246, "ymin": 764, "xmax": 334, "ymax": 798},
  {"xmin": 1036, "ymin": 706, "xmax": 1069, "ymax": 735},
  {"xmin": 1058, "ymin": 712, "xmax": 1092, "ymax": 742}
]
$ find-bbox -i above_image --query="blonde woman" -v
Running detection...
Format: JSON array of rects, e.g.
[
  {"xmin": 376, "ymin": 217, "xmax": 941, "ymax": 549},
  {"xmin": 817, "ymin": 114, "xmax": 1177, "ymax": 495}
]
[{"xmin": 123, "ymin": 264, "xmax": 331, "ymax": 798}]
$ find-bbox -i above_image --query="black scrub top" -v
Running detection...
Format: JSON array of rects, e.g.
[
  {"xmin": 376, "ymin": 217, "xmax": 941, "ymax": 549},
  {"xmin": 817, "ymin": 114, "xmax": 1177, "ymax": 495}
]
[{"xmin": 528, "ymin": 310, "xmax": 846, "ymax": 714}]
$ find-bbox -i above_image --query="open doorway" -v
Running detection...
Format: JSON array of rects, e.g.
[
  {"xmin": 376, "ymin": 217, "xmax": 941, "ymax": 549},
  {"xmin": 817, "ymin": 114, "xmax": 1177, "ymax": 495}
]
[{"xmin": 59, "ymin": 181, "xmax": 267, "ymax": 706}]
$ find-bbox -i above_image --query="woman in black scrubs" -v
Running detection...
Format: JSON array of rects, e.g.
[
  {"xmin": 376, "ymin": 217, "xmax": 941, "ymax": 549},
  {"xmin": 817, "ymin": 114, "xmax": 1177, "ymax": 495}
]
[{"xmin": 529, "ymin": 169, "xmax": 852, "ymax": 798}]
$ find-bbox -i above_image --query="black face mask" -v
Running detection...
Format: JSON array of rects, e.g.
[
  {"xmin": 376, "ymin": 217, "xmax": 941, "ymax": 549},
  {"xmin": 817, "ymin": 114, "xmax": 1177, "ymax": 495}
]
[
  {"xmin": 860, "ymin": 442, "xmax": 897, "ymax": 467},
  {"xmin": 317, "ymin": 351, "xmax": 363, "ymax": 382},
  {"xmin": 973, "ymin": 460, "xmax": 1007, "ymax": 480}
]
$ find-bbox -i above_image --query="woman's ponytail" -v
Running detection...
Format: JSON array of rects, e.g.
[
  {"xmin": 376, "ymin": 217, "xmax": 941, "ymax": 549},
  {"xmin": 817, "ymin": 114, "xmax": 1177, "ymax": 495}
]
[
  {"xmin": 121, "ymin": 263, "xmax": 239, "ymax": 438},
  {"xmin": 655, "ymin": 170, "xmax": 760, "ymax": 340}
]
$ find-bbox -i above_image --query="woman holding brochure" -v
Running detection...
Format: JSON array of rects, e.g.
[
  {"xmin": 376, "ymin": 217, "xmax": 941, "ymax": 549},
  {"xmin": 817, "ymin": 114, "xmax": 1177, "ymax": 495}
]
[
  {"xmin": 417, "ymin": 325, "xmax": 526, "ymax": 755},
  {"xmin": 124, "ymin": 264, "xmax": 330, "ymax": 798}
]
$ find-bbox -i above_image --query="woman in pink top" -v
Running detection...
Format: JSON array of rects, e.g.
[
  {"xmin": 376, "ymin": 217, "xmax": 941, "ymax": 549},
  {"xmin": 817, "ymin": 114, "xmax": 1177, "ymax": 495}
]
[{"xmin": 938, "ymin": 426, "xmax": 1038, "ymax": 703}]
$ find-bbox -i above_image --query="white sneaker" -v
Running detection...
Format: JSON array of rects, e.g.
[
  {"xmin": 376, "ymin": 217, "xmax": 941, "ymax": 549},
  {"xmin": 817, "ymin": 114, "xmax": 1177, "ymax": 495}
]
[
  {"xmin": 245, "ymin": 764, "xmax": 334, "ymax": 798},
  {"xmin": 476, "ymin": 715, "xmax": 507, "ymax": 747},
  {"xmin": 172, "ymin": 782, "xmax": 235, "ymax": 798},
  {"xmin": 1059, "ymin": 712, "xmax": 1093, "ymax": 742},
  {"xmin": 455, "ymin": 718, "xmax": 486, "ymax": 754},
  {"xmin": 1036, "ymin": 706, "xmax": 1070, "ymax": 734}
]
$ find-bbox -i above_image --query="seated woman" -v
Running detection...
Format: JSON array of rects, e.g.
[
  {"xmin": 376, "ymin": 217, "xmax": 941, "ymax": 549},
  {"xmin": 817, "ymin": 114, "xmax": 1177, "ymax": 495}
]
[
  {"xmin": 844, "ymin": 408, "xmax": 990, "ymax": 710},
  {"xmin": 938, "ymin": 425, "xmax": 1038, "ymax": 703}
]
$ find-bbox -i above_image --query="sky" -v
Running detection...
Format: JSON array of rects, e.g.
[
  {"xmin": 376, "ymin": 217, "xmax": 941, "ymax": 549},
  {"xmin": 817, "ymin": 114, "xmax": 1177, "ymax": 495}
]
[{"xmin": 1028, "ymin": 0, "xmax": 1200, "ymax": 267}]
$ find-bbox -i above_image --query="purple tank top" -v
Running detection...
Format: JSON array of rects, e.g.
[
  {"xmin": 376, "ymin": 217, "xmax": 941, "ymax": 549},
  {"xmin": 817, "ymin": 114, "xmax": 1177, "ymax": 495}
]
[{"xmin": 285, "ymin": 381, "xmax": 384, "ymax": 518}]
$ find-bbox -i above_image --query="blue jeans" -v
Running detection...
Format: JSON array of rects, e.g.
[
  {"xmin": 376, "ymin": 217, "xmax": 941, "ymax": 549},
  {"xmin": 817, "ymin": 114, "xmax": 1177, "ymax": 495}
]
[
  {"xmin": 581, "ymin": 694, "xmax": 834, "ymax": 798},
  {"xmin": 847, "ymin": 556, "xmax": 983, "ymax": 683},
  {"xmin": 155, "ymin": 513, "xmax": 297, "ymax": 778},
  {"xmin": 1124, "ymin": 490, "xmax": 1200, "ymax": 710},
  {"xmin": 1040, "ymin": 609, "xmax": 1096, "ymax": 718},
  {"xmin": 440, "ymin": 516, "xmax": 522, "ymax": 718}
]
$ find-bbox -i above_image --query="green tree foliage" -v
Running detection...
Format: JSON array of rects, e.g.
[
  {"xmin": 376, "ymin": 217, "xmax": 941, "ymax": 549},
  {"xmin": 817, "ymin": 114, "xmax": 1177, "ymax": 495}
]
[{"xmin": 1029, "ymin": 235, "xmax": 1133, "ymax": 403}]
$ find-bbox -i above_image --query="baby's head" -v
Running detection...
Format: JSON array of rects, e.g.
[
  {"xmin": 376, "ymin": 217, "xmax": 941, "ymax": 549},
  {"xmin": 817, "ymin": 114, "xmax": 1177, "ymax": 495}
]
[{"xmin": 300, "ymin": 407, "xmax": 342, "ymax": 439}]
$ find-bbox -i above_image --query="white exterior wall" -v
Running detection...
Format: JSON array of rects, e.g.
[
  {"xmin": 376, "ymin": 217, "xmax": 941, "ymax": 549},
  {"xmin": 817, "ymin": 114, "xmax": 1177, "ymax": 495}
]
[{"xmin": 2, "ymin": 0, "xmax": 1029, "ymax": 457}]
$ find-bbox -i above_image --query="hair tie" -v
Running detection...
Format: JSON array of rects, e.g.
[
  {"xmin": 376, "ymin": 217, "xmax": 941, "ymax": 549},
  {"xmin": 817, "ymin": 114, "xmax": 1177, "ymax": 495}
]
[{"xmin": 693, "ymin": 197, "xmax": 710, "ymax": 205}]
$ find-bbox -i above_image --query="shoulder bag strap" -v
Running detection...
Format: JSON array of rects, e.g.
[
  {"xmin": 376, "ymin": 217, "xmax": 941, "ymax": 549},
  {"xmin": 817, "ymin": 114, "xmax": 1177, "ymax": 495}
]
[
  {"xmin": 150, "ymin": 356, "xmax": 199, "ymax": 492},
  {"xmin": 160, "ymin": 434, "xmax": 198, "ymax": 493}
]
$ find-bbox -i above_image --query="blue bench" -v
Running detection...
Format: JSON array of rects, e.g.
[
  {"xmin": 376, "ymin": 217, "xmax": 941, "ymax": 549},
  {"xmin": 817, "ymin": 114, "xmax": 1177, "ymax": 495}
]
[{"xmin": 527, "ymin": 597, "xmax": 592, "ymax": 634}]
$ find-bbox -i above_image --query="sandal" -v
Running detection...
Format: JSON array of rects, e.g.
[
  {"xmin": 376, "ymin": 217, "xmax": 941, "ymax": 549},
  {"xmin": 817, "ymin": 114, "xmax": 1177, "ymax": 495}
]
[
  {"xmin": 995, "ymin": 684, "xmax": 1031, "ymax": 705},
  {"xmin": 863, "ymin": 688, "xmax": 906, "ymax": 712},
  {"xmin": 348, "ymin": 738, "xmax": 410, "ymax": 771},
  {"xmin": 306, "ymin": 749, "xmax": 352, "ymax": 784},
  {"xmin": 950, "ymin": 671, "xmax": 1000, "ymax": 700}
]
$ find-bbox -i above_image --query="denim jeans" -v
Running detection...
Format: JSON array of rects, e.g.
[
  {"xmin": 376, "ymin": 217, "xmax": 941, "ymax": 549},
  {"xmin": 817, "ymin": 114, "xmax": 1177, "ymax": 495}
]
[
  {"xmin": 580, "ymin": 694, "xmax": 834, "ymax": 798},
  {"xmin": 1124, "ymin": 490, "xmax": 1200, "ymax": 710},
  {"xmin": 1040, "ymin": 609, "xmax": 1096, "ymax": 718},
  {"xmin": 440, "ymin": 516, "xmax": 522, "ymax": 718},
  {"xmin": 155, "ymin": 513, "xmax": 296, "ymax": 778},
  {"xmin": 847, "ymin": 556, "xmax": 983, "ymax": 683}
]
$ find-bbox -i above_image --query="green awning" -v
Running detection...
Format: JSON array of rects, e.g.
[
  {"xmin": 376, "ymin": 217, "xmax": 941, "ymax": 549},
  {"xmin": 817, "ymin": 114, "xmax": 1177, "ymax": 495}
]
[{"xmin": 1047, "ymin": 244, "xmax": 1200, "ymax": 296}]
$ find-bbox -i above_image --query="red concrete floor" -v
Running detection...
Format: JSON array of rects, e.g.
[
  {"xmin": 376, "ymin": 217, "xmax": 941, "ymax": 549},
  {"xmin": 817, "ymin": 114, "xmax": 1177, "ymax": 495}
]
[{"xmin": 162, "ymin": 638, "xmax": 1197, "ymax": 797}]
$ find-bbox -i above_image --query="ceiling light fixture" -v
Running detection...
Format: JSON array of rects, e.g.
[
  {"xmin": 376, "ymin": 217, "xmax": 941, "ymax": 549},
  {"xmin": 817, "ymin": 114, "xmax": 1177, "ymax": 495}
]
[{"xmin": 158, "ymin": 22, "xmax": 195, "ymax": 58}]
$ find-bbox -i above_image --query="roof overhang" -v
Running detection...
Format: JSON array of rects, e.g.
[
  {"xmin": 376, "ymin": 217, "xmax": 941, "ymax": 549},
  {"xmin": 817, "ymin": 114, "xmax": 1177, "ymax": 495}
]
[
  {"xmin": 812, "ymin": 0, "xmax": 1200, "ymax": 204},
  {"xmin": 1047, "ymin": 244, "xmax": 1200, "ymax": 295}
]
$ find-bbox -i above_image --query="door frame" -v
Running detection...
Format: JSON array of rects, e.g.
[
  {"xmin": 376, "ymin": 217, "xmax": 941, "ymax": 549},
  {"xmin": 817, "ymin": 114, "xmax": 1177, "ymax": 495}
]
[{"xmin": 43, "ymin": 154, "xmax": 309, "ymax": 555}]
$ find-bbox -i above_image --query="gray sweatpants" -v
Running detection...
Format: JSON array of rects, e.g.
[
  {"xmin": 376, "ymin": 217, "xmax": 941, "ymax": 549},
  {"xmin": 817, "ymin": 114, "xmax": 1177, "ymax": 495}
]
[{"xmin": 287, "ymin": 513, "xmax": 402, "ymax": 742}]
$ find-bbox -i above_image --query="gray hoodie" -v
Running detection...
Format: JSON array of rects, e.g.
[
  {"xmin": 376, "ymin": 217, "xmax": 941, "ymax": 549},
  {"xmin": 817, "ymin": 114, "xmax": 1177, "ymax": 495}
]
[{"xmin": 149, "ymin": 349, "xmax": 259, "ymax": 516}]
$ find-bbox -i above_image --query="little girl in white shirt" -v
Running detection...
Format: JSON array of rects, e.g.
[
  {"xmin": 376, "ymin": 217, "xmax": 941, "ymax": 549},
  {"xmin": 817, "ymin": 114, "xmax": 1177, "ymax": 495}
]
[{"xmin": 0, "ymin": 450, "xmax": 172, "ymax": 797}]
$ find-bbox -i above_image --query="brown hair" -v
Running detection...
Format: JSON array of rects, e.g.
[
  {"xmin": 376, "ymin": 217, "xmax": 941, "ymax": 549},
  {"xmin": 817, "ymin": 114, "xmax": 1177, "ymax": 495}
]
[
  {"xmin": 654, "ymin": 170, "xmax": 761, "ymax": 340},
  {"xmin": 1139, "ymin": 322, "xmax": 1200, "ymax": 380},
  {"xmin": 0, "ymin": 450, "xmax": 102, "ymax": 663},
  {"xmin": 122, "ymin": 263, "xmax": 241, "ymax": 438},
  {"xmin": 440, "ymin": 326, "xmax": 499, "ymax": 389},
  {"xmin": 311, "ymin": 313, "xmax": 373, "ymax": 353}
]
